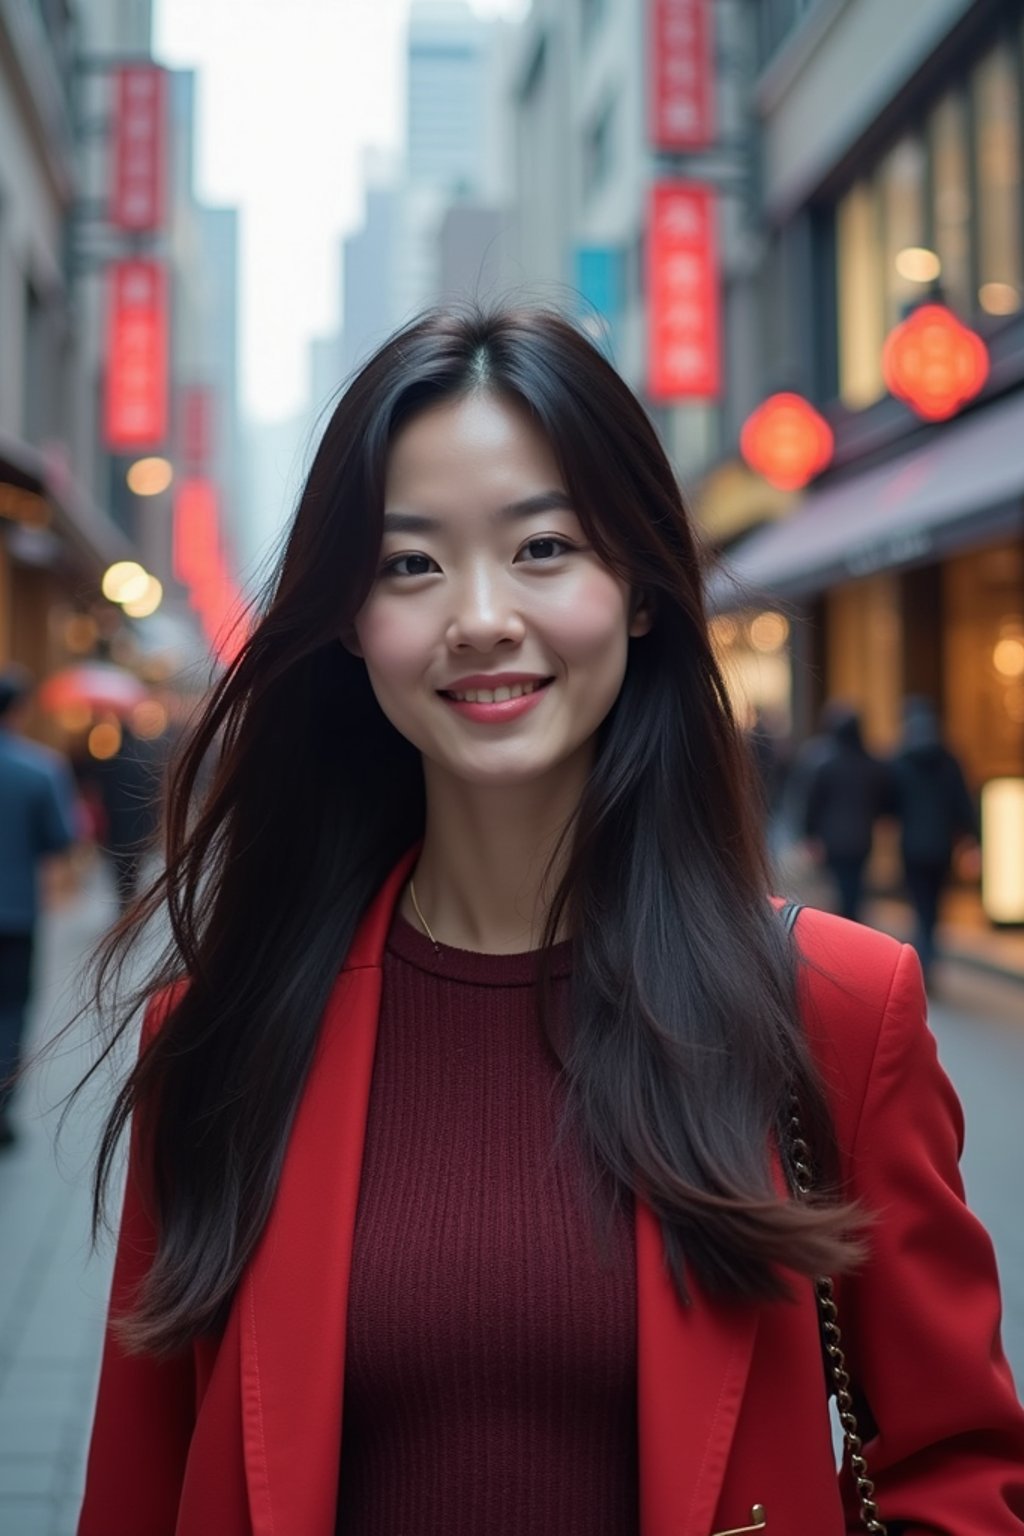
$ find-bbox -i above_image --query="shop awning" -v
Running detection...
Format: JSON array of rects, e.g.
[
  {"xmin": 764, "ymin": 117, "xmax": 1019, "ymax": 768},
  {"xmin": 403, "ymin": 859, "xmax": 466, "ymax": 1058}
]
[
  {"xmin": 709, "ymin": 389, "xmax": 1024, "ymax": 609},
  {"xmin": 0, "ymin": 427, "xmax": 133, "ymax": 571}
]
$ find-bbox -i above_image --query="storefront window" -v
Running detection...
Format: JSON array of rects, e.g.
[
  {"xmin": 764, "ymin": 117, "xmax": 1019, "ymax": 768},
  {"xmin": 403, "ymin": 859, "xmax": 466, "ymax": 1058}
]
[
  {"xmin": 929, "ymin": 91, "xmax": 972, "ymax": 317},
  {"xmin": 837, "ymin": 180, "xmax": 885, "ymax": 408},
  {"xmin": 880, "ymin": 135, "xmax": 928, "ymax": 329},
  {"xmin": 973, "ymin": 42, "xmax": 1023, "ymax": 317}
]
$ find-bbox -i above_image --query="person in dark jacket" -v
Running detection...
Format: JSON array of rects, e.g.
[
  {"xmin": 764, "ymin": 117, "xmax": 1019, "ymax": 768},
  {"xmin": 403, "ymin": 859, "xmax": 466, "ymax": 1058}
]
[
  {"xmin": 889, "ymin": 698, "xmax": 979, "ymax": 983},
  {"xmin": 801, "ymin": 703, "xmax": 891, "ymax": 923},
  {"xmin": 0, "ymin": 668, "xmax": 77, "ymax": 1145},
  {"xmin": 88, "ymin": 726, "xmax": 164, "ymax": 911}
]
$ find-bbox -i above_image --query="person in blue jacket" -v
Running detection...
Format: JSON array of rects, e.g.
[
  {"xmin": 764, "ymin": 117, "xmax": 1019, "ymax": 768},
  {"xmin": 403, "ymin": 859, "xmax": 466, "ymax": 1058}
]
[{"xmin": 0, "ymin": 667, "xmax": 77, "ymax": 1146}]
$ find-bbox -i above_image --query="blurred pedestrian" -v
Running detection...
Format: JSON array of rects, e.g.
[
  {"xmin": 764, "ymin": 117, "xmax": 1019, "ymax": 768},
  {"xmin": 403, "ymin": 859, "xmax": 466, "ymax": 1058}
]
[
  {"xmin": 800, "ymin": 702, "xmax": 890, "ymax": 922},
  {"xmin": 88, "ymin": 725, "xmax": 164, "ymax": 911},
  {"xmin": 0, "ymin": 666, "xmax": 77, "ymax": 1146},
  {"xmin": 745, "ymin": 707, "xmax": 787, "ymax": 824},
  {"xmin": 889, "ymin": 697, "xmax": 979, "ymax": 984}
]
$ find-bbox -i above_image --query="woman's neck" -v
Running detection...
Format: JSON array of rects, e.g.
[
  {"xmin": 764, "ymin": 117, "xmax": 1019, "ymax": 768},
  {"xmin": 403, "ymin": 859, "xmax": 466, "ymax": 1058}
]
[{"xmin": 406, "ymin": 753, "xmax": 589, "ymax": 954}]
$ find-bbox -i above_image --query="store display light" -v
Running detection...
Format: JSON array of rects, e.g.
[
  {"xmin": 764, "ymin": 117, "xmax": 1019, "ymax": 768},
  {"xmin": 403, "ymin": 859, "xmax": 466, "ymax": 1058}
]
[
  {"xmin": 739, "ymin": 393, "xmax": 834, "ymax": 491},
  {"xmin": 882, "ymin": 303, "xmax": 989, "ymax": 421},
  {"xmin": 895, "ymin": 247, "xmax": 941, "ymax": 283},
  {"xmin": 981, "ymin": 779, "xmax": 1024, "ymax": 925},
  {"xmin": 979, "ymin": 282, "xmax": 1020, "ymax": 316},
  {"xmin": 748, "ymin": 611, "xmax": 790, "ymax": 653}
]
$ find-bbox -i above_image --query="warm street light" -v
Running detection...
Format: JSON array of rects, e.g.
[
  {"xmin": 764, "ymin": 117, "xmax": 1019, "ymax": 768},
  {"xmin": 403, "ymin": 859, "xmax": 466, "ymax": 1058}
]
[
  {"xmin": 122, "ymin": 575, "xmax": 164, "ymax": 618},
  {"xmin": 126, "ymin": 456, "xmax": 174, "ymax": 495},
  {"xmin": 101, "ymin": 560, "xmax": 149, "ymax": 604}
]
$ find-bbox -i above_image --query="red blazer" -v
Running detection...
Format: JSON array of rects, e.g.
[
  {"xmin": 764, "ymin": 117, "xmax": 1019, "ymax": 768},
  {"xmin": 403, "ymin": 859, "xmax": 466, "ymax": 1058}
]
[{"xmin": 79, "ymin": 850, "xmax": 1024, "ymax": 1535}]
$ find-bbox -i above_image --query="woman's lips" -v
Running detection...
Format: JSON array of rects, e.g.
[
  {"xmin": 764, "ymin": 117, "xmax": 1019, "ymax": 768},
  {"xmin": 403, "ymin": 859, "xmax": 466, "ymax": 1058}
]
[{"xmin": 438, "ymin": 678, "xmax": 553, "ymax": 724}]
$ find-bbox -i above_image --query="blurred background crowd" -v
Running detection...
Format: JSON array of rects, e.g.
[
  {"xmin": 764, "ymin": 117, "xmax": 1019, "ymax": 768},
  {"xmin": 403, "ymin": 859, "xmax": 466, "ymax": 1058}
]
[{"xmin": 2, "ymin": 0, "xmax": 1024, "ymax": 1031}]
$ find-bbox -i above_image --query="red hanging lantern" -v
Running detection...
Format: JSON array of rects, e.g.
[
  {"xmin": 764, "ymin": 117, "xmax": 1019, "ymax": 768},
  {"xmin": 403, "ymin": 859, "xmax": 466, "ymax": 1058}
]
[
  {"xmin": 739, "ymin": 392, "xmax": 834, "ymax": 491},
  {"xmin": 882, "ymin": 303, "xmax": 989, "ymax": 421}
]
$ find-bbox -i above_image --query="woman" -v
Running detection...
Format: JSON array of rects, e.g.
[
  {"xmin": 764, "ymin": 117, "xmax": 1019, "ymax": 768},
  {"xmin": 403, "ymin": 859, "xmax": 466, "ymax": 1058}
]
[{"xmin": 77, "ymin": 308, "xmax": 1024, "ymax": 1536}]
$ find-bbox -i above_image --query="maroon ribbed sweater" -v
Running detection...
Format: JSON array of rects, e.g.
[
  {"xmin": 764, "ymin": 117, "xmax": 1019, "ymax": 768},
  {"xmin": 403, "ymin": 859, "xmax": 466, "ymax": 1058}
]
[{"xmin": 335, "ymin": 913, "xmax": 638, "ymax": 1535}]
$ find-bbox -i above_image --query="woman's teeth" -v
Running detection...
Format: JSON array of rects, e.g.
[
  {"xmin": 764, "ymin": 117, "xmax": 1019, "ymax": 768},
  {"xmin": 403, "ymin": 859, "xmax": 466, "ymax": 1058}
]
[{"xmin": 447, "ymin": 680, "xmax": 547, "ymax": 703}]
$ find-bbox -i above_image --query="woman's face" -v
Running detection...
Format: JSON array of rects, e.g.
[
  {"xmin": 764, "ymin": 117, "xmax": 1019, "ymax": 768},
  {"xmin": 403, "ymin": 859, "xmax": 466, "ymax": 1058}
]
[{"xmin": 351, "ymin": 391, "xmax": 650, "ymax": 790}]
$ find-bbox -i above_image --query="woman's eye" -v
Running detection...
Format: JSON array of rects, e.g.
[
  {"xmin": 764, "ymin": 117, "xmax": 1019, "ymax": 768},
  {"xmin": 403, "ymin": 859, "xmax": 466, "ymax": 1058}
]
[
  {"xmin": 517, "ymin": 536, "xmax": 572, "ymax": 563},
  {"xmin": 381, "ymin": 553, "xmax": 438, "ymax": 578}
]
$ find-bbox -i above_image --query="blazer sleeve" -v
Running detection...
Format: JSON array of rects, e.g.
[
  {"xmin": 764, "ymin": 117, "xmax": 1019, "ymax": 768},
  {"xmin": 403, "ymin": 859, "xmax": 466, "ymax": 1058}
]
[
  {"xmin": 78, "ymin": 990, "xmax": 195, "ymax": 1536},
  {"xmin": 836, "ymin": 943, "xmax": 1024, "ymax": 1532}
]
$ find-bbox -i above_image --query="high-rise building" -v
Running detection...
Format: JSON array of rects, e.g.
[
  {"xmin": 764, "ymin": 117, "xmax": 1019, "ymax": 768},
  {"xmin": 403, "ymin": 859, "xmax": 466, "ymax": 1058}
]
[
  {"xmin": 337, "ymin": 0, "xmax": 514, "ymax": 384},
  {"xmin": 407, "ymin": 0, "xmax": 491, "ymax": 196}
]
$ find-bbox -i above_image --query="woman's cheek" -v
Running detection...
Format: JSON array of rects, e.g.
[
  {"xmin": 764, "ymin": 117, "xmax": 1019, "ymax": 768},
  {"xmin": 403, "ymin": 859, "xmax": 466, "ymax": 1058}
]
[
  {"xmin": 356, "ymin": 597, "xmax": 428, "ymax": 685},
  {"xmin": 544, "ymin": 569, "xmax": 631, "ymax": 660}
]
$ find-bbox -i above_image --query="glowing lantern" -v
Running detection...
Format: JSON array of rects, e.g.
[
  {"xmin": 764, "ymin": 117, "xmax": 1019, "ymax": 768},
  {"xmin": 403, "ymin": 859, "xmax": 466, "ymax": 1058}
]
[
  {"xmin": 739, "ymin": 393, "xmax": 834, "ymax": 491},
  {"xmin": 882, "ymin": 303, "xmax": 988, "ymax": 421}
]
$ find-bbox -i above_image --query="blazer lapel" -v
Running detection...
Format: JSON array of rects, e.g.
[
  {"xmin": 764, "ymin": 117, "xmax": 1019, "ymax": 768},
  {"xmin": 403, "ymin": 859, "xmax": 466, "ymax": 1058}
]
[
  {"xmin": 636, "ymin": 1200, "xmax": 760, "ymax": 1536},
  {"xmin": 239, "ymin": 850, "xmax": 417, "ymax": 1536}
]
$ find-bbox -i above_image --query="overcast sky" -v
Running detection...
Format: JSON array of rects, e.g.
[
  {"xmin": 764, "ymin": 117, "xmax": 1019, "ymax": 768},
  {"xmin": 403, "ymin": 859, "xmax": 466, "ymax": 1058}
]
[{"xmin": 154, "ymin": 0, "xmax": 526, "ymax": 424}]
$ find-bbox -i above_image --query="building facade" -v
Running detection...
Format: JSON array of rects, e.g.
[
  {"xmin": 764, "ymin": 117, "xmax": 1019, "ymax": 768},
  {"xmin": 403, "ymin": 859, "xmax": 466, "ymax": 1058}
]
[
  {"xmin": 0, "ymin": 0, "xmax": 137, "ymax": 705},
  {"xmin": 719, "ymin": 0, "xmax": 1024, "ymax": 805},
  {"xmin": 505, "ymin": 0, "xmax": 1022, "ymax": 917},
  {"xmin": 0, "ymin": 0, "xmax": 244, "ymax": 758}
]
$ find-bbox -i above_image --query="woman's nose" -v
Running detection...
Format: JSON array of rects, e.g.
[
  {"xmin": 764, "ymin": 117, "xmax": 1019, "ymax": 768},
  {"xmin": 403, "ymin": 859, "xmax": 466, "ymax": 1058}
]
[{"xmin": 445, "ymin": 567, "xmax": 526, "ymax": 651}]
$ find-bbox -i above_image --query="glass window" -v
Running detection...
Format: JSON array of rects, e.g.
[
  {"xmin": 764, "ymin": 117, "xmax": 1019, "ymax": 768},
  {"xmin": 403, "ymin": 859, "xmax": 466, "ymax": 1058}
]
[
  {"xmin": 879, "ymin": 135, "xmax": 928, "ymax": 328},
  {"xmin": 836, "ymin": 180, "xmax": 885, "ymax": 408},
  {"xmin": 581, "ymin": 0, "xmax": 608, "ymax": 48},
  {"xmin": 973, "ymin": 42, "xmax": 1022, "ymax": 317},
  {"xmin": 929, "ymin": 91, "xmax": 972, "ymax": 316},
  {"xmin": 583, "ymin": 97, "xmax": 616, "ymax": 200}
]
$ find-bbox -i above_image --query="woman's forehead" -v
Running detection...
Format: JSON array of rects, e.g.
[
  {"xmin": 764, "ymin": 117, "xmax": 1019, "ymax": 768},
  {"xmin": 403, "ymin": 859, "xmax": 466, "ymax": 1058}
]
[{"xmin": 386, "ymin": 393, "xmax": 564, "ymax": 505}]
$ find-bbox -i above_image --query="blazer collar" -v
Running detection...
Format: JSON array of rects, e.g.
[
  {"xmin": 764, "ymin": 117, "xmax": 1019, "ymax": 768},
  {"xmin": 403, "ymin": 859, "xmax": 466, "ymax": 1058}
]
[{"xmin": 239, "ymin": 848, "xmax": 758, "ymax": 1536}]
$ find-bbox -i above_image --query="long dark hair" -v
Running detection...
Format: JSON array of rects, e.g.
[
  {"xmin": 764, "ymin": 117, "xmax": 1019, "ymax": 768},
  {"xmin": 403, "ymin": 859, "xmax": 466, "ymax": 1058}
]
[{"xmin": 81, "ymin": 306, "xmax": 860, "ymax": 1357}]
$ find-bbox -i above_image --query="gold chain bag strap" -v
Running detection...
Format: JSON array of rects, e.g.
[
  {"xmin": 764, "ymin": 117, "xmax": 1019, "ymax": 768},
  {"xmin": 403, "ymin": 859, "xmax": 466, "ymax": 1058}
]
[{"xmin": 779, "ymin": 901, "xmax": 888, "ymax": 1536}]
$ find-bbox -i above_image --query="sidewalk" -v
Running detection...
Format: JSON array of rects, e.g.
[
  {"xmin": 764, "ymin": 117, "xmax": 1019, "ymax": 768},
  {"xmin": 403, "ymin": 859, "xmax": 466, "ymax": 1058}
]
[
  {"xmin": 0, "ymin": 865, "xmax": 126, "ymax": 1536},
  {"xmin": 873, "ymin": 886, "xmax": 1024, "ymax": 986},
  {"xmin": 775, "ymin": 844, "xmax": 1024, "ymax": 987}
]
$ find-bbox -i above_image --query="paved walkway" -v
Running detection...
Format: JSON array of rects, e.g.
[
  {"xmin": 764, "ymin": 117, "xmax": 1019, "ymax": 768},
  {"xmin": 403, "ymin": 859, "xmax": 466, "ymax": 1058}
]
[
  {"xmin": 1, "ymin": 869, "xmax": 1022, "ymax": 1534},
  {"xmin": 0, "ymin": 867, "xmax": 125, "ymax": 1536}
]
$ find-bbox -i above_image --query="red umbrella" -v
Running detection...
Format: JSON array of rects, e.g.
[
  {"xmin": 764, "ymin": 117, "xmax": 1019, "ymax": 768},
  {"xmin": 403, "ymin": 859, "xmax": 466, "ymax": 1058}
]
[{"xmin": 38, "ymin": 662, "xmax": 149, "ymax": 719}]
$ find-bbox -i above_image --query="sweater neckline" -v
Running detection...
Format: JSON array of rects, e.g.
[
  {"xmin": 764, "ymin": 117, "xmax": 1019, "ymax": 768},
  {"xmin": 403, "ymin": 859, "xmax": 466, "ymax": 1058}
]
[{"xmin": 386, "ymin": 911, "xmax": 573, "ymax": 987}]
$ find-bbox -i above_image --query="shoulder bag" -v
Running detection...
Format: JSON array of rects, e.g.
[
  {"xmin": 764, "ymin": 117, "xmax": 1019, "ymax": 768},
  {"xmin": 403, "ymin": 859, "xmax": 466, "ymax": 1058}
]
[{"xmin": 779, "ymin": 901, "xmax": 887, "ymax": 1536}]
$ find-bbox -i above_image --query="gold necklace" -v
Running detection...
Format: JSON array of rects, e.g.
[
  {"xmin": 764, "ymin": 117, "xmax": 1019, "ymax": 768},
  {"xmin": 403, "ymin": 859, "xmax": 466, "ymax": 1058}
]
[{"xmin": 408, "ymin": 876, "xmax": 441, "ymax": 953}]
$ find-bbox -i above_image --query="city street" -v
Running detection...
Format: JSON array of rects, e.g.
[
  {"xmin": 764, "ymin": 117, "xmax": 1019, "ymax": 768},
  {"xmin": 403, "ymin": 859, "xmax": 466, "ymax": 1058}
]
[{"xmin": 1, "ymin": 879, "xmax": 1023, "ymax": 1535}]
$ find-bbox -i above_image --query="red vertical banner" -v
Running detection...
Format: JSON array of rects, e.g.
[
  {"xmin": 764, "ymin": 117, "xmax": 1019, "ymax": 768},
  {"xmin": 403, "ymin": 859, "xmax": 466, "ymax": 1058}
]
[
  {"xmin": 103, "ymin": 260, "xmax": 169, "ymax": 450},
  {"xmin": 110, "ymin": 66, "xmax": 167, "ymax": 231},
  {"xmin": 180, "ymin": 386, "xmax": 216, "ymax": 473},
  {"xmin": 173, "ymin": 476, "xmax": 248, "ymax": 664},
  {"xmin": 649, "ymin": 0, "xmax": 714, "ymax": 151},
  {"xmin": 173, "ymin": 478, "xmax": 219, "ymax": 589},
  {"xmin": 647, "ymin": 182, "xmax": 720, "ymax": 400}
]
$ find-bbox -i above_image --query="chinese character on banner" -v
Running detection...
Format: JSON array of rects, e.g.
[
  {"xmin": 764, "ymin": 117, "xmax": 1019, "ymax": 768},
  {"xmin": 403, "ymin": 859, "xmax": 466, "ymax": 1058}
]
[
  {"xmin": 110, "ymin": 66, "xmax": 167, "ymax": 232},
  {"xmin": 649, "ymin": 0, "xmax": 714, "ymax": 151},
  {"xmin": 103, "ymin": 260, "xmax": 169, "ymax": 450},
  {"xmin": 647, "ymin": 183, "xmax": 720, "ymax": 400}
]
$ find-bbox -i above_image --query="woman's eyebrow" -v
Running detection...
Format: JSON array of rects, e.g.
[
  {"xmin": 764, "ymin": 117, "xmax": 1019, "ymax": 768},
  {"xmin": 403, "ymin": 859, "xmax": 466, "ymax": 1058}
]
[{"xmin": 382, "ymin": 490, "xmax": 574, "ymax": 536}]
